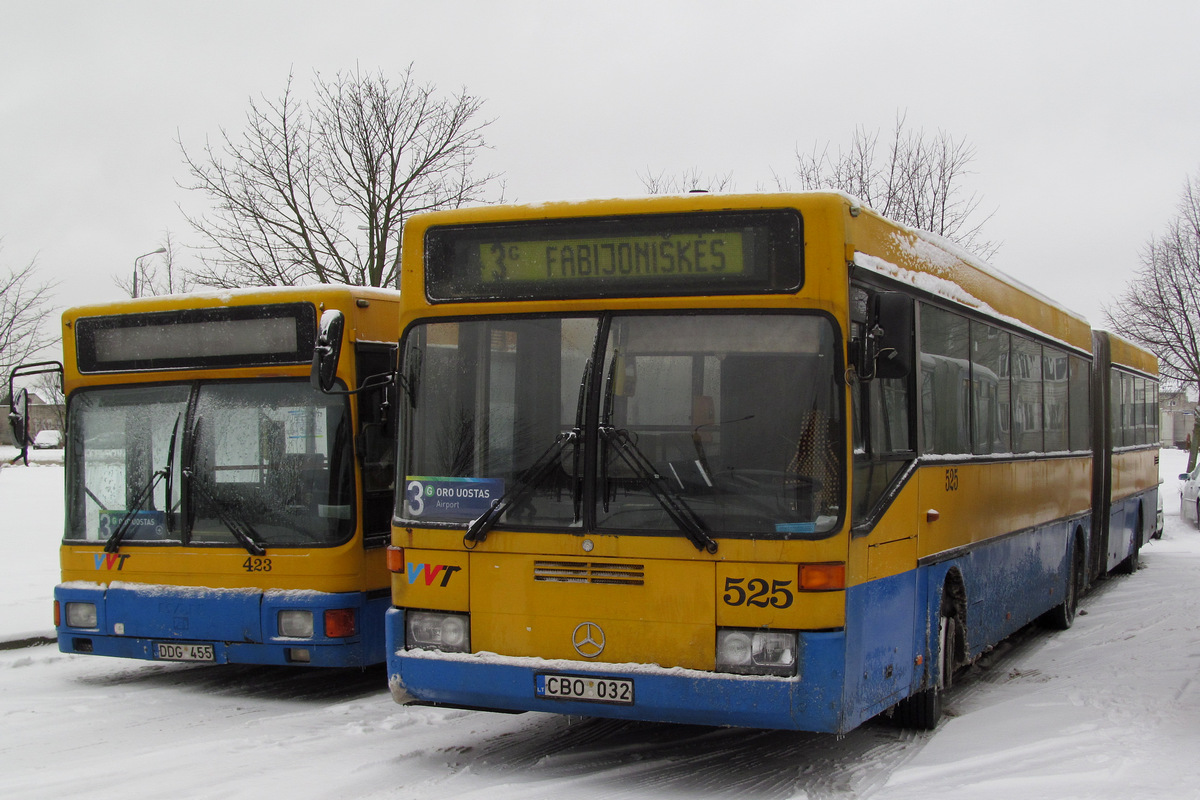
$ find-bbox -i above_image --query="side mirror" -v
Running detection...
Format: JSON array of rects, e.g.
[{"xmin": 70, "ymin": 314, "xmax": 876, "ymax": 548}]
[
  {"xmin": 8, "ymin": 361, "xmax": 62, "ymax": 466},
  {"xmin": 8, "ymin": 387, "xmax": 29, "ymax": 463},
  {"xmin": 311, "ymin": 310, "xmax": 345, "ymax": 393},
  {"xmin": 865, "ymin": 292, "xmax": 913, "ymax": 380}
]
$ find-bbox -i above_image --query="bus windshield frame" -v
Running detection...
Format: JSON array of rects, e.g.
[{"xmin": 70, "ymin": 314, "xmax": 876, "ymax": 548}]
[
  {"xmin": 65, "ymin": 379, "xmax": 356, "ymax": 549},
  {"xmin": 397, "ymin": 310, "xmax": 845, "ymax": 541}
]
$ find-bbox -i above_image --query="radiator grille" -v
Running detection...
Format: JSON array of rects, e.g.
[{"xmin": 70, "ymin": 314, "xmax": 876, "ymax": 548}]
[{"xmin": 534, "ymin": 560, "xmax": 645, "ymax": 586}]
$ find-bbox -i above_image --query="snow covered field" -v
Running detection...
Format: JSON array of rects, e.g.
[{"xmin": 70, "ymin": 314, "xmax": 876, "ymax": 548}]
[{"xmin": 1, "ymin": 447, "xmax": 1197, "ymax": 799}]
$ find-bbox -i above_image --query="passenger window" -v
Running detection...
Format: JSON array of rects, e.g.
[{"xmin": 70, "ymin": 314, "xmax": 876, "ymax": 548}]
[
  {"xmin": 920, "ymin": 305, "xmax": 970, "ymax": 455},
  {"xmin": 1043, "ymin": 347, "xmax": 1068, "ymax": 451},
  {"xmin": 971, "ymin": 321, "xmax": 1011, "ymax": 454},
  {"xmin": 1012, "ymin": 337, "xmax": 1043, "ymax": 453}
]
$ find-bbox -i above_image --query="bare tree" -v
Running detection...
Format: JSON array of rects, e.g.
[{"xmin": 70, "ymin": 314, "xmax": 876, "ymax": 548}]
[
  {"xmin": 33, "ymin": 369, "xmax": 66, "ymax": 434},
  {"xmin": 781, "ymin": 112, "xmax": 998, "ymax": 259},
  {"xmin": 180, "ymin": 65, "xmax": 502, "ymax": 289},
  {"xmin": 640, "ymin": 168, "xmax": 735, "ymax": 195},
  {"xmin": 1106, "ymin": 169, "xmax": 1200, "ymax": 469},
  {"xmin": 1, "ymin": 250, "xmax": 56, "ymax": 381},
  {"xmin": 113, "ymin": 231, "xmax": 193, "ymax": 298}
]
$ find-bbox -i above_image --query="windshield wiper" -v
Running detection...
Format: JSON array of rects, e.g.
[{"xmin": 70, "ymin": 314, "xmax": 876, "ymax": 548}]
[
  {"xmin": 463, "ymin": 360, "xmax": 591, "ymax": 547},
  {"xmin": 463, "ymin": 430, "xmax": 578, "ymax": 548},
  {"xmin": 104, "ymin": 414, "xmax": 181, "ymax": 553},
  {"xmin": 182, "ymin": 415, "xmax": 266, "ymax": 556},
  {"xmin": 595, "ymin": 351, "xmax": 717, "ymax": 553},
  {"xmin": 598, "ymin": 425, "xmax": 718, "ymax": 554},
  {"xmin": 186, "ymin": 476, "xmax": 267, "ymax": 556}
]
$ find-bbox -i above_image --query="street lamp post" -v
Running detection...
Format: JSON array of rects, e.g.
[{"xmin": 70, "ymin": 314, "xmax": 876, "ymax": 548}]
[{"xmin": 132, "ymin": 247, "xmax": 167, "ymax": 298}]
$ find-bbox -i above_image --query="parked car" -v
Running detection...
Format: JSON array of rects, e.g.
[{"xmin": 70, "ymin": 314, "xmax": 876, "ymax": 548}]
[
  {"xmin": 32, "ymin": 429, "xmax": 63, "ymax": 449},
  {"xmin": 1181, "ymin": 463, "xmax": 1200, "ymax": 529}
]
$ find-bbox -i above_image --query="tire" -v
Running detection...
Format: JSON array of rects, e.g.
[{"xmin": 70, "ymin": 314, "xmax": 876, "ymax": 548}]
[
  {"xmin": 1041, "ymin": 535, "xmax": 1083, "ymax": 630},
  {"xmin": 894, "ymin": 613, "xmax": 957, "ymax": 730}
]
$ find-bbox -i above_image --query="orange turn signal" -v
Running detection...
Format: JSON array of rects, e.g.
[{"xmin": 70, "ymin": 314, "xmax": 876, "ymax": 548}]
[
  {"xmin": 386, "ymin": 546, "xmax": 405, "ymax": 573},
  {"xmin": 798, "ymin": 563, "xmax": 846, "ymax": 591},
  {"xmin": 324, "ymin": 608, "xmax": 357, "ymax": 638}
]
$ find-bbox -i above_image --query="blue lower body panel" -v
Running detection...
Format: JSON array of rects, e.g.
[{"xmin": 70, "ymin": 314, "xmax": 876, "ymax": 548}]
[
  {"xmin": 1107, "ymin": 488, "xmax": 1155, "ymax": 571},
  {"xmin": 56, "ymin": 583, "xmax": 389, "ymax": 667},
  {"xmin": 386, "ymin": 608, "xmax": 849, "ymax": 732},
  {"xmin": 386, "ymin": 515, "xmax": 1087, "ymax": 732}
]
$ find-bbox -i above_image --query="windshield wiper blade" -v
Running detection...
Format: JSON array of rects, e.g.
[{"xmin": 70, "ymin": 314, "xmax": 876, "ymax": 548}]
[
  {"xmin": 599, "ymin": 425, "xmax": 718, "ymax": 554},
  {"xmin": 102, "ymin": 472, "xmax": 167, "ymax": 553},
  {"xmin": 163, "ymin": 414, "xmax": 181, "ymax": 533},
  {"xmin": 182, "ymin": 415, "xmax": 266, "ymax": 556},
  {"xmin": 186, "ymin": 476, "xmax": 267, "ymax": 556},
  {"xmin": 104, "ymin": 415, "xmax": 181, "ymax": 553},
  {"xmin": 464, "ymin": 430, "xmax": 578, "ymax": 547}
]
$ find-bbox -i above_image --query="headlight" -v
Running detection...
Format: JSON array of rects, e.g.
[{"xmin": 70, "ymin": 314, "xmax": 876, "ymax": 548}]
[
  {"xmin": 278, "ymin": 610, "xmax": 314, "ymax": 638},
  {"xmin": 406, "ymin": 611, "xmax": 470, "ymax": 653},
  {"xmin": 65, "ymin": 602, "xmax": 98, "ymax": 629},
  {"xmin": 716, "ymin": 628, "xmax": 798, "ymax": 677}
]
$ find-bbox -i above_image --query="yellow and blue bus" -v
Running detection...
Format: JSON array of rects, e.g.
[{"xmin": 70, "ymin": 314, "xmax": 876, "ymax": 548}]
[
  {"xmin": 52, "ymin": 286, "xmax": 399, "ymax": 667},
  {"xmin": 381, "ymin": 193, "xmax": 1158, "ymax": 732}
]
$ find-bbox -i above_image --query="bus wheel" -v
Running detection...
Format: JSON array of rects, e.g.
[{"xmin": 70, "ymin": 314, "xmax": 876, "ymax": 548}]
[
  {"xmin": 893, "ymin": 612, "xmax": 957, "ymax": 730},
  {"xmin": 1041, "ymin": 534, "xmax": 1083, "ymax": 630}
]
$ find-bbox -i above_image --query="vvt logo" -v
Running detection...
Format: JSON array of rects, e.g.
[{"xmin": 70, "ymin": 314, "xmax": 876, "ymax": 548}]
[
  {"xmin": 406, "ymin": 563, "xmax": 462, "ymax": 588},
  {"xmin": 94, "ymin": 553, "xmax": 131, "ymax": 571}
]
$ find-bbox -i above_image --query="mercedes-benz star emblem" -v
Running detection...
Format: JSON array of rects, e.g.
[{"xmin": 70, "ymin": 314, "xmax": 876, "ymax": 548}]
[{"xmin": 571, "ymin": 622, "xmax": 605, "ymax": 658}]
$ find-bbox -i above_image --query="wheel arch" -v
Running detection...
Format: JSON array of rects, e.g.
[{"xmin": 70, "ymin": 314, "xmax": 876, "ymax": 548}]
[{"xmin": 940, "ymin": 566, "xmax": 967, "ymax": 669}]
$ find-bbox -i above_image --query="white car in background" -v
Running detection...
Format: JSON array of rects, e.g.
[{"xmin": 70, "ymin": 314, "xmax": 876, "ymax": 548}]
[
  {"xmin": 32, "ymin": 429, "xmax": 64, "ymax": 449},
  {"xmin": 1181, "ymin": 462, "xmax": 1200, "ymax": 529}
]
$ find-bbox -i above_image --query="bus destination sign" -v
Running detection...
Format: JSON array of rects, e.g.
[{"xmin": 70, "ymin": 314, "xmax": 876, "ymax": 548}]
[
  {"xmin": 424, "ymin": 209, "xmax": 803, "ymax": 302},
  {"xmin": 479, "ymin": 232, "xmax": 746, "ymax": 283}
]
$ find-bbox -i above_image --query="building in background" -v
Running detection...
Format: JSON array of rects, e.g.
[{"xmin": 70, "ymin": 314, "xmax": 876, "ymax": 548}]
[{"xmin": 1161, "ymin": 391, "xmax": 1196, "ymax": 449}]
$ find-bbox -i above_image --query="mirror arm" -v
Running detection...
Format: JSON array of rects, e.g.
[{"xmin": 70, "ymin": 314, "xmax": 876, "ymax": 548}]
[{"xmin": 7, "ymin": 361, "xmax": 65, "ymax": 466}]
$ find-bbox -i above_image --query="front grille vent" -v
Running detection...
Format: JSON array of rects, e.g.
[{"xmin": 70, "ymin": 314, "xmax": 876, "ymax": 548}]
[{"xmin": 534, "ymin": 560, "xmax": 645, "ymax": 586}]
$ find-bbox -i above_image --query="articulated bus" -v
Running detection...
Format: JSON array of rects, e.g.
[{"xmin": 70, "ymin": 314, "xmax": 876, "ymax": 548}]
[
  {"xmin": 51, "ymin": 286, "xmax": 399, "ymax": 667},
  {"xmin": 381, "ymin": 193, "xmax": 1158, "ymax": 733}
]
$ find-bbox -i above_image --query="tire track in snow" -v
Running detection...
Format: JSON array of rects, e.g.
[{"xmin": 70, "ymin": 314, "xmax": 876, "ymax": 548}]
[{"xmin": 392, "ymin": 712, "xmax": 932, "ymax": 799}]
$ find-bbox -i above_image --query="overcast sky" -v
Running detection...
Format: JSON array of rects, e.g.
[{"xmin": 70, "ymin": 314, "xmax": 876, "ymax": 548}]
[{"xmin": 3, "ymin": 1, "xmax": 1198, "ymax": 333}]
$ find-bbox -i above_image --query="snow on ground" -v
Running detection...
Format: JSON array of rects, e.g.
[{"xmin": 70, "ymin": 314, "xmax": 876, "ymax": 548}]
[
  {"xmin": 1, "ymin": 447, "xmax": 1198, "ymax": 799},
  {"xmin": 1, "ymin": 446, "xmax": 65, "ymax": 644}
]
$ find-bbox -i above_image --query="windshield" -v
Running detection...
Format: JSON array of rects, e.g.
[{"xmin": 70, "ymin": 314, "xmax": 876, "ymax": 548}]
[
  {"xmin": 66, "ymin": 381, "xmax": 355, "ymax": 547},
  {"xmin": 399, "ymin": 313, "xmax": 844, "ymax": 539}
]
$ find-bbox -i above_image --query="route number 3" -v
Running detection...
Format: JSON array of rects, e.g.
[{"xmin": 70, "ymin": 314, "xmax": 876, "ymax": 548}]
[{"xmin": 723, "ymin": 577, "xmax": 794, "ymax": 609}]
